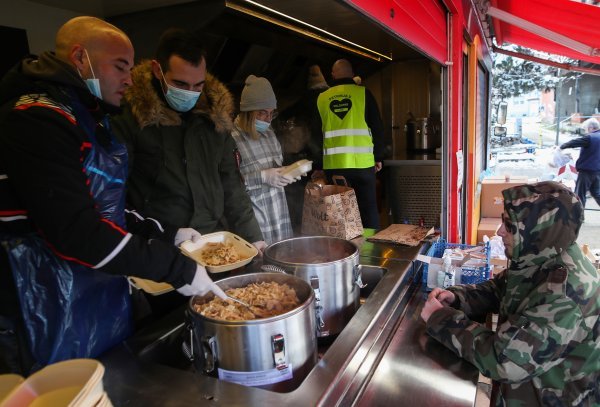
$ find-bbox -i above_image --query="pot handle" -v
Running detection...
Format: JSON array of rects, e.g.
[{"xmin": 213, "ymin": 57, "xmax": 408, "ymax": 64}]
[
  {"xmin": 201, "ymin": 335, "xmax": 217, "ymax": 373},
  {"xmin": 353, "ymin": 264, "xmax": 367, "ymax": 289},
  {"xmin": 310, "ymin": 276, "xmax": 326, "ymax": 333},
  {"xmin": 184, "ymin": 309, "xmax": 217, "ymax": 373},
  {"xmin": 272, "ymin": 334, "xmax": 288, "ymax": 369},
  {"xmin": 261, "ymin": 264, "xmax": 287, "ymax": 274},
  {"xmin": 182, "ymin": 322, "xmax": 195, "ymax": 363}
]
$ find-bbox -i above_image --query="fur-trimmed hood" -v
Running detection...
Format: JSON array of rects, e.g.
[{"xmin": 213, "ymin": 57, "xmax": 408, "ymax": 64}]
[{"xmin": 123, "ymin": 60, "xmax": 234, "ymax": 133}]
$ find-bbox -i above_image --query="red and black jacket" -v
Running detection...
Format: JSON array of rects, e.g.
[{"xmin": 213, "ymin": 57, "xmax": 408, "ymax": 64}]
[{"xmin": 0, "ymin": 53, "xmax": 196, "ymax": 297}]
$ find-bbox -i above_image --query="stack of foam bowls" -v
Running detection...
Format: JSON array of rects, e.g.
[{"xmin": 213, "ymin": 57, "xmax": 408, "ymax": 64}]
[{"xmin": 0, "ymin": 359, "xmax": 111, "ymax": 407}]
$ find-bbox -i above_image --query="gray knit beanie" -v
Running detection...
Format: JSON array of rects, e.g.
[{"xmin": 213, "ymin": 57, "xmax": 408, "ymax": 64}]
[
  {"xmin": 307, "ymin": 65, "xmax": 328, "ymax": 90},
  {"xmin": 240, "ymin": 75, "xmax": 277, "ymax": 112}
]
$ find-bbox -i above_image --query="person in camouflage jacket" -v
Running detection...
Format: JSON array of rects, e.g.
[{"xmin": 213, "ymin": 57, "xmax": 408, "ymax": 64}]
[{"xmin": 421, "ymin": 181, "xmax": 600, "ymax": 406}]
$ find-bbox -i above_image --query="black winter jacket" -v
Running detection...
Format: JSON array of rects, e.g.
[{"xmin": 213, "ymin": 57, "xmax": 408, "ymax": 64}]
[{"xmin": 0, "ymin": 53, "xmax": 196, "ymax": 300}]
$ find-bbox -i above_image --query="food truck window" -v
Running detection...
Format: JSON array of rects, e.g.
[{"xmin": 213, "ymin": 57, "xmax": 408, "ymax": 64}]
[{"xmin": 476, "ymin": 61, "xmax": 490, "ymax": 177}]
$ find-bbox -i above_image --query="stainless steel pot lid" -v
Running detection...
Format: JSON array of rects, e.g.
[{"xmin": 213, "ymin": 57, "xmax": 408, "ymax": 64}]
[{"xmin": 264, "ymin": 236, "xmax": 358, "ymax": 264}]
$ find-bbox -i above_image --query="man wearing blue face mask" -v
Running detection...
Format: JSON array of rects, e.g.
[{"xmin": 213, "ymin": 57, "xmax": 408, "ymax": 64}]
[
  {"xmin": 112, "ymin": 29, "xmax": 265, "ymax": 257},
  {"xmin": 77, "ymin": 49, "xmax": 103, "ymax": 99}
]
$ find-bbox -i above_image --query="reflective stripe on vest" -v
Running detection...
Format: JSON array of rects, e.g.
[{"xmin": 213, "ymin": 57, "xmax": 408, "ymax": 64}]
[{"xmin": 317, "ymin": 84, "xmax": 375, "ymax": 169}]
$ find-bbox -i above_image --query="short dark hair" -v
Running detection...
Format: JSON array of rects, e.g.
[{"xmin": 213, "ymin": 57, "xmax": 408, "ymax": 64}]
[{"xmin": 156, "ymin": 28, "xmax": 206, "ymax": 71}]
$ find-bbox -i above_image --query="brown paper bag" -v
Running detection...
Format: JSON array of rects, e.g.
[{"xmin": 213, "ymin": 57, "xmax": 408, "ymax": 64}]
[{"xmin": 301, "ymin": 176, "xmax": 363, "ymax": 239}]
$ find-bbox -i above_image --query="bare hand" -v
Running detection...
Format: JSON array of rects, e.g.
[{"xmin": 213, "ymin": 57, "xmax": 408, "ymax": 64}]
[
  {"xmin": 252, "ymin": 240, "xmax": 267, "ymax": 257},
  {"xmin": 420, "ymin": 296, "xmax": 444, "ymax": 323},
  {"xmin": 428, "ymin": 288, "xmax": 456, "ymax": 306},
  {"xmin": 374, "ymin": 162, "xmax": 382, "ymax": 172}
]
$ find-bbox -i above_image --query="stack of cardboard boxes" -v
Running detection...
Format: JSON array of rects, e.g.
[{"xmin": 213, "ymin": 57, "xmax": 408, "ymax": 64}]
[
  {"xmin": 477, "ymin": 175, "xmax": 529, "ymax": 243},
  {"xmin": 478, "ymin": 175, "xmax": 530, "ymax": 277}
]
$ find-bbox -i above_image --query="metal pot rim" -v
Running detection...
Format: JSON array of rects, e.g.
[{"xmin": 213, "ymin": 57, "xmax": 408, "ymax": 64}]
[{"xmin": 264, "ymin": 236, "xmax": 359, "ymax": 265}]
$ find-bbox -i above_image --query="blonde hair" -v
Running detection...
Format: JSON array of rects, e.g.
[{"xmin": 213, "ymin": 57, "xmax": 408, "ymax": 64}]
[{"xmin": 236, "ymin": 111, "xmax": 260, "ymax": 140}]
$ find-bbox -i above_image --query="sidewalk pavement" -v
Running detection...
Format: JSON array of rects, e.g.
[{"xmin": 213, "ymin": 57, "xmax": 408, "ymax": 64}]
[
  {"xmin": 491, "ymin": 142, "xmax": 600, "ymax": 257},
  {"xmin": 578, "ymin": 198, "xmax": 600, "ymax": 256}
]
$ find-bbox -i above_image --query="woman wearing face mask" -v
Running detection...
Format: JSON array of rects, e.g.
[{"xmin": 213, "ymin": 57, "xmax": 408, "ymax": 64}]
[{"xmin": 231, "ymin": 75, "xmax": 295, "ymax": 245}]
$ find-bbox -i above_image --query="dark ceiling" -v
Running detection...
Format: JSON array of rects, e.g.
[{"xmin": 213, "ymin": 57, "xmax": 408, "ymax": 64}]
[
  {"xmin": 32, "ymin": 0, "xmax": 428, "ymax": 108},
  {"xmin": 32, "ymin": 0, "xmax": 423, "ymax": 63},
  {"xmin": 107, "ymin": 1, "xmax": 425, "ymax": 96}
]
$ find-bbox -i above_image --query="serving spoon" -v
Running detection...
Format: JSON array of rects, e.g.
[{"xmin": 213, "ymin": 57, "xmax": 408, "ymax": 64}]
[{"xmin": 226, "ymin": 295, "xmax": 267, "ymax": 318}]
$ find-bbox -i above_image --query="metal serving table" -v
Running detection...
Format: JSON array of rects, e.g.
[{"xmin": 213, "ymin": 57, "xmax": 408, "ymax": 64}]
[{"xmin": 100, "ymin": 241, "xmax": 478, "ymax": 406}]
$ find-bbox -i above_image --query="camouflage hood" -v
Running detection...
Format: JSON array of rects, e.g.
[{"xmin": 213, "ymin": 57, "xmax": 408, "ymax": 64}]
[
  {"xmin": 123, "ymin": 60, "xmax": 234, "ymax": 133},
  {"xmin": 502, "ymin": 181, "xmax": 583, "ymax": 269}
]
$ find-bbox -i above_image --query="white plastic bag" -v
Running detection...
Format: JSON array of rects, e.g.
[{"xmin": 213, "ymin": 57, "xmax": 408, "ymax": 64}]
[
  {"xmin": 550, "ymin": 146, "xmax": 572, "ymax": 168},
  {"xmin": 485, "ymin": 235, "xmax": 507, "ymax": 259}
]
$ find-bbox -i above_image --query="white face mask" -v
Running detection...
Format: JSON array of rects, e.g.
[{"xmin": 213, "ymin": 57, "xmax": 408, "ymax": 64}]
[
  {"xmin": 158, "ymin": 65, "xmax": 201, "ymax": 112},
  {"xmin": 80, "ymin": 49, "xmax": 102, "ymax": 99}
]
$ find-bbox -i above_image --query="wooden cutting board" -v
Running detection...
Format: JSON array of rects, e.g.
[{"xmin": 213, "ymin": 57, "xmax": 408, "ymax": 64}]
[{"xmin": 367, "ymin": 224, "xmax": 435, "ymax": 246}]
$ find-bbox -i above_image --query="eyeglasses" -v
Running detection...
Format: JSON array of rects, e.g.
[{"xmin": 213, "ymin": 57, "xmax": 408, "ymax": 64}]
[{"xmin": 256, "ymin": 109, "xmax": 277, "ymax": 121}]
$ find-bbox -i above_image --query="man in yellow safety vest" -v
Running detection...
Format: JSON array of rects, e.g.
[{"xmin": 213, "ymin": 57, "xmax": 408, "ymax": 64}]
[{"xmin": 315, "ymin": 59, "xmax": 384, "ymax": 229}]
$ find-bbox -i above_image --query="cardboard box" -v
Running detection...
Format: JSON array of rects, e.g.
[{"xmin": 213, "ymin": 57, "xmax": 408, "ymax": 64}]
[
  {"xmin": 490, "ymin": 257, "xmax": 509, "ymax": 276},
  {"xmin": 480, "ymin": 176, "xmax": 529, "ymax": 218},
  {"xmin": 477, "ymin": 217, "xmax": 502, "ymax": 243}
]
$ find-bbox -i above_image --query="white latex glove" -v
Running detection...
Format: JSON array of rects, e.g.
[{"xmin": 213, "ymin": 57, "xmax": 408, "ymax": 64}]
[
  {"xmin": 174, "ymin": 227, "xmax": 201, "ymax": 246},
  {"xmin": 176, "ymin": 265, "xmax": 227, "ymax": 299},
  {"xmin": 261, "ymin": 168, "xmax": 294, "ymax": 187},
  {"xmin": 252, "ymin": 240, "xmax": 267, "ymax": 257}
]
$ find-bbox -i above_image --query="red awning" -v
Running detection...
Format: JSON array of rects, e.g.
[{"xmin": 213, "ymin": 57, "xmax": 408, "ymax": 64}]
[
  {"xmin": 347, "ymin": 0, "xmax": 447, "ymax": 64},
  {"xmin": 489, "ymin": 0, "xmax": 600, "ymax": 65}
]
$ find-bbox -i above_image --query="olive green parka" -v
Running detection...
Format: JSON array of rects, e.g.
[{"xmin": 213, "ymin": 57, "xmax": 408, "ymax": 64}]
[{"xmin": 111, "ymin": 60, "xmax": 263, "ymax": 243}]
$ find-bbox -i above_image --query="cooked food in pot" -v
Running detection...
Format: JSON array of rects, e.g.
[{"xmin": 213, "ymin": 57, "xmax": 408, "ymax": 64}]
[
  {"xmin": 194, "ymin": 281, "xmax": 300, "ymax": 321},
  {"xmin": 196, "ymin": 242, "xmax": 241, "ymax": 266}
]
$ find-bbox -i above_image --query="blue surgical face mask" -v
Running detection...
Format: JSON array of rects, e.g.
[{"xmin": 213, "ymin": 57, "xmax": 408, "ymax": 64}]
[
  {"xmin": 80, "ymin": 49, "xmax": 102, "ymax": 99},
  {"xmin": 159, "ymin": 65, "xmax": 201, "ymax": 112},
  {"xmin": 255, "ymin": 119, "xmax": 270, "ymax": 133}
]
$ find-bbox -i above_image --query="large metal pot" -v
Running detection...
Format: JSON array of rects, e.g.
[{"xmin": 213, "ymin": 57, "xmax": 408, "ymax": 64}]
[
  {"xmin": 406, "ymin": 117, "xmax": 439, "ymax": 152},
  {"xmin": 186, "ymin": 272, "xmax": 317, "ymax": 392},
  {"xmin": 263, "ymin": 236, "xmax": 364, "ymax": 337}
]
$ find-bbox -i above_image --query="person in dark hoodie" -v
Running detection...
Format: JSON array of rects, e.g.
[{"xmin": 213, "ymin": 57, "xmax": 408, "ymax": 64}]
[
  {"xmin": 0, "ymin": 16, "xmax": 225, "ymax": 375},
  {"xmin": 111, "ymin": 28, "xmax": 265, "ymax": 252},
  {"xmin": 421, "ymin": 181, "xmax": 600, "ymax": 406}
]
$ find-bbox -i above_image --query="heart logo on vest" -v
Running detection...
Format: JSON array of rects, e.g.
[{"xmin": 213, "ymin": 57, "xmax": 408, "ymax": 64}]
[{"xmin": 329, "ymin": 98, "xmax": 352, "ymax": 120}]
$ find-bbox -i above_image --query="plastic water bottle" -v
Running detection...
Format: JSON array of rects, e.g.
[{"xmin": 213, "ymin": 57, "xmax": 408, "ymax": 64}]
[
  {"xmin": 443, "ymin": 261, "xmax": 455, "ymax": 288},
  {"xmin": 438, "ymin": 255, "xmax": 451, "ymax": 288}
]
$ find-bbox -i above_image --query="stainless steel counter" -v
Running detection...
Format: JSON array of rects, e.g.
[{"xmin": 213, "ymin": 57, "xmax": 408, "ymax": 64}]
[
  {"xmin": 100, "ymin": 242, "xmax": 478, "ymax": 406},
  {"xmin": 352, "ymin": 229, "xmax": 426, "ymax": 261},
  {"xmin": 356, "ymin": 282, "xmax": 479, "ymax": 406}
]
